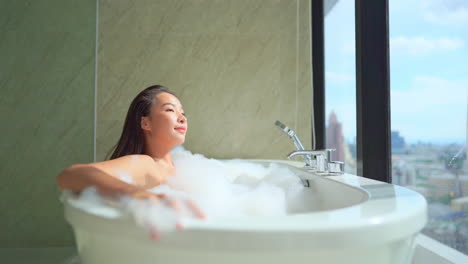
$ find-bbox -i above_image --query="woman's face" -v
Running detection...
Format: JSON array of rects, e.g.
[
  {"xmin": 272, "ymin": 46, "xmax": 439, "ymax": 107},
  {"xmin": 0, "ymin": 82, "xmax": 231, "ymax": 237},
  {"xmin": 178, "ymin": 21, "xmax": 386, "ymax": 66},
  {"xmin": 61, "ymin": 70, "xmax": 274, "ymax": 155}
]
[{"xmin": 142, "ymin": 92, "xmax": 187, "ymax": 146}]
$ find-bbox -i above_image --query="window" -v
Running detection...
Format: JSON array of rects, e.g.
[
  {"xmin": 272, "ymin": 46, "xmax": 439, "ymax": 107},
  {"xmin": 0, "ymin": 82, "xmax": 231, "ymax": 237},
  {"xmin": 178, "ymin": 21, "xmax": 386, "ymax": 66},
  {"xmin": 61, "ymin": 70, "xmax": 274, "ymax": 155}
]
[
  {"xmin": 324, "ymin": 0, "xmax": 357, "ymax": 174},
  {"xmin": 390, "ymin": 0, "xmax": 468, "ymax": 254}
]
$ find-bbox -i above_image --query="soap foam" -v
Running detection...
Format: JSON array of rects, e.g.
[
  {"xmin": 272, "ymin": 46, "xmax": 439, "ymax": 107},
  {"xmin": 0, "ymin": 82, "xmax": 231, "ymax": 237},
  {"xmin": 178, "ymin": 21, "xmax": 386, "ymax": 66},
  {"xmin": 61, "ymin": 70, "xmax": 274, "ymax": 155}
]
[{"xmin": 71, "ymin": 147, "xmax": 312, "ymax": 236}]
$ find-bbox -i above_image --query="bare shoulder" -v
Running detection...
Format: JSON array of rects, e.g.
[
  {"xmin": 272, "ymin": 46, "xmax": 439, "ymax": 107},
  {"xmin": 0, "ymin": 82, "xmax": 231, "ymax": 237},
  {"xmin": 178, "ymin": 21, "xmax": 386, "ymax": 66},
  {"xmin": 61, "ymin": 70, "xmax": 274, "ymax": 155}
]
[
  {"xmin": 92, "ymin": 154, "xmax": 153, "ymax": 168},
  {"xmin": 84, "ymin": 155, "xmax": 156, "ymax": 183}
]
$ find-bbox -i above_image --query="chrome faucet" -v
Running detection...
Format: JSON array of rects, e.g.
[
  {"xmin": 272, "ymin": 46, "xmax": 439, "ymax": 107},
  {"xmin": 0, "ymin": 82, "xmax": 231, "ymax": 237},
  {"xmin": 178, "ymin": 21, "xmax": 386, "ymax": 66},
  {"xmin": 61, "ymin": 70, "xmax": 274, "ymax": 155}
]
[
  {"xmin": 288, "ymin": 149, "xmax": 344, "ymax": 175},
  {"xmin": 274, "ymin": 121, "xmax": 312, "ymax": 166},
  {"xmin": 274, "ymin": 120, "xmax": 344, "ymax": 176}
]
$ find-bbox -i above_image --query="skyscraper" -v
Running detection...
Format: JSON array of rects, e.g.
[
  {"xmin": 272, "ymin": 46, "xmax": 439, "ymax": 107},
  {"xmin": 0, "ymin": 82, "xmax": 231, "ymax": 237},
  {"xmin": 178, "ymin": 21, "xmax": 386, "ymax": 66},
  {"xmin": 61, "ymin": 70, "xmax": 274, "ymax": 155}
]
[
  {"xmin": 326, "ymin": 111, "xmax": 344, "ymax": 162},
  {"xmin": 391, "ymin": 131, "xmax": 406, "ymax": 152}
]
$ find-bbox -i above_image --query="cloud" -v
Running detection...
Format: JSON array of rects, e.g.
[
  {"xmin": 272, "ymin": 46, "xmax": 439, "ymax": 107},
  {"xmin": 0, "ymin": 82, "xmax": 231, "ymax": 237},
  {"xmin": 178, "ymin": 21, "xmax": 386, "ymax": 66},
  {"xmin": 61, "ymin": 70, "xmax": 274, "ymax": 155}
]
[
  {"xmin": 390, "ymin": 36, "xmax": 464, "ymax": 55},
  {"xmin": 342, "ymin": 36, "xmax": 464, "ymax": 56},
  {"xmin": 391, "ymin": 76, "xmax": 468, "ymax": 143},
  {"xmin": 422, "ymin": 0, "xmax": 468, "ymax": 24},
  {"xmin": 391, "ymin": 76, "xmax": 467, "ymax": 113}
]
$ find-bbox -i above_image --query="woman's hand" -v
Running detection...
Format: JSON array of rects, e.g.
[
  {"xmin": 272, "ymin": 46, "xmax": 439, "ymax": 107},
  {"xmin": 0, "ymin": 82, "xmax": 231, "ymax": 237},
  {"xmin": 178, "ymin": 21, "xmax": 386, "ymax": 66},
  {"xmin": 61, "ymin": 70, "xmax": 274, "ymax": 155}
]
[
  {"xmin": 129, "ymin": 190, "xmax": 205, "ymax": 218},
  {"xmin": 128, "ymin": 189, "xmax": 206, "ymax": 240},
  {"xmin": 129, "ymin": 189, "xmax": 165, "ymax": 201}
]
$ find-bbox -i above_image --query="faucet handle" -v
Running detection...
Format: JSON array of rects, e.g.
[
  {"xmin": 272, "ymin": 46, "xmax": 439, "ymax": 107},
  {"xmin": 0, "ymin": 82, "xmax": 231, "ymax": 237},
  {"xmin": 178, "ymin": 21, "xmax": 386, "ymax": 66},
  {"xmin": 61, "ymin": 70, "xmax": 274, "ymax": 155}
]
[
  {"xmin": 323, "ymin": 149, "xmax": 335, "ymax": 160},
  {"xmin": 288, "ymin": 150, "xmax": 327, "ymax": 172},
  {"xmin": 328, "ymin": 161, "xmax": 345, "ymax": 174},
  {"xmin": 323, "ymin": 149, "xmax": 345, "ymax": 174},
  {"xmin": 288, "ymin": 149, "xmax": 345, "ymax": 175}
]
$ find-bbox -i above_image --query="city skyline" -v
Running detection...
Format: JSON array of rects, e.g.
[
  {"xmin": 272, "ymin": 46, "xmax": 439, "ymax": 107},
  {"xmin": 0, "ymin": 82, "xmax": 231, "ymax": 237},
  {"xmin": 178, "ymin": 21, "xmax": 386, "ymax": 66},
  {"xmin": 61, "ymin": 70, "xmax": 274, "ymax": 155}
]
[{"xmin": 328, "ymin": 109, "xmax": 466, "ymax": 146}]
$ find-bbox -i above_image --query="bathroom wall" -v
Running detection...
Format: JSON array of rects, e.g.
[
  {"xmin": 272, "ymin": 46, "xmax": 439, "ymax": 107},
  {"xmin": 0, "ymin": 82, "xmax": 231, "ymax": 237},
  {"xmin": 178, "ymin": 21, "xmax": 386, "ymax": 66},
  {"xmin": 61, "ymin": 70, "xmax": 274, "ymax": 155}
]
[
  {"xmin": 0, "ymin": 0, "xmax": 96, "ymax": 247},
  {"xmin": 97, "ymin": 0, "xmax": 312, "ymax": 160}
]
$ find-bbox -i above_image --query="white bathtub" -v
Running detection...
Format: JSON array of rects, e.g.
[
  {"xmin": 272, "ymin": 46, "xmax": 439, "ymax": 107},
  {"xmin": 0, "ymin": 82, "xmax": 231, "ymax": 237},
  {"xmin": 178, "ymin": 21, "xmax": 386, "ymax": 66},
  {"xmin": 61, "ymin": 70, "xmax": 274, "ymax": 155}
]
[{"xmin": 62, "ymin": 160, "xmax": 427, "ymax": 264}]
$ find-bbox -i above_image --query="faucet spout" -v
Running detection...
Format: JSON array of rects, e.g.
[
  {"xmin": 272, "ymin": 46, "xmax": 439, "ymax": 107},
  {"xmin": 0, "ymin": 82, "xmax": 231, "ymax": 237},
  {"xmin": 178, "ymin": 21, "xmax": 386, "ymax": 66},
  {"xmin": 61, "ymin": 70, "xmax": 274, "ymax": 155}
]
[
  {"xmin": 274, "ymin": 120, "xmax": 312, "ymax": 165},
  {"xmin": 288, "ymin": 150, "xmax": 326, "ymax": 159}
]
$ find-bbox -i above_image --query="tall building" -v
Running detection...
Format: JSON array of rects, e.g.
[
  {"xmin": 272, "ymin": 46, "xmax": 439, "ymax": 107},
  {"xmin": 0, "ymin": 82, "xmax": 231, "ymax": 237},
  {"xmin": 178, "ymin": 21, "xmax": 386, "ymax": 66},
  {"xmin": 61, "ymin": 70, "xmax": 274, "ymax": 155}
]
[
  {"xmin": 391, "ymin": 131, "xmax": 406, "ymax": 152},
  {"xmin": 326, "ymin": 111, "xmax": 344, "ymax": 162}
]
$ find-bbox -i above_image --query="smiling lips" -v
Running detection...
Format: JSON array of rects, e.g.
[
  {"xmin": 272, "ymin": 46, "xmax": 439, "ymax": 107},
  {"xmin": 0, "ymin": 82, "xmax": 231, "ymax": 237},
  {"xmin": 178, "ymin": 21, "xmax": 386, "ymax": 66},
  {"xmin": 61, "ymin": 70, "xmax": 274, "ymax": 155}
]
[{"xmin": 175, "ymin": 127, "xmax": 187, "ymax": 133}]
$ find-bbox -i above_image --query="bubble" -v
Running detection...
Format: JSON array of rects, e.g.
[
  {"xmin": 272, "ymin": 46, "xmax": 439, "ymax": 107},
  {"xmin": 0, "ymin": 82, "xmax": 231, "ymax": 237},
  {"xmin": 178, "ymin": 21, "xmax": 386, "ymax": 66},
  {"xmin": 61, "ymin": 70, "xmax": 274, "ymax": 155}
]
[{"xmin": 70, "ymin": 147, "xmax": 312, "ymax": 237}]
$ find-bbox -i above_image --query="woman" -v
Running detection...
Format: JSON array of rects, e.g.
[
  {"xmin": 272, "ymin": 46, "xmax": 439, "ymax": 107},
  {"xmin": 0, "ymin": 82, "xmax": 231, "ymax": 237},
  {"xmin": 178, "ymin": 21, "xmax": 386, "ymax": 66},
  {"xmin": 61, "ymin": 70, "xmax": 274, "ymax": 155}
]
[{"xmin": 57, "ymin": 85, "xmax": 205, "ymax": 219}]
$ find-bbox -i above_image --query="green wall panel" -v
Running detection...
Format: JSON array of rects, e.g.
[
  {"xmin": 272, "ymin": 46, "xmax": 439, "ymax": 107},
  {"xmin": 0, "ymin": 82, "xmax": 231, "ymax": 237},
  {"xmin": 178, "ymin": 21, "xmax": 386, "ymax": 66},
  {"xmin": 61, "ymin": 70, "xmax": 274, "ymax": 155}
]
[{"xmin": 0, "ymin": 0, "xmax": 96, "ymax": 247}]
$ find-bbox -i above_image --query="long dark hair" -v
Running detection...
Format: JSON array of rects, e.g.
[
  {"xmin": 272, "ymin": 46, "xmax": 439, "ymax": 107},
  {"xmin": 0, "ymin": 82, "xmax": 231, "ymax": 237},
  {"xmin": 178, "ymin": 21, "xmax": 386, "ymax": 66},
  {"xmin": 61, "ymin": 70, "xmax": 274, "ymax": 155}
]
[{"xmin": 108, "ymin": 85, "xmax": 177, "ymax": 160}]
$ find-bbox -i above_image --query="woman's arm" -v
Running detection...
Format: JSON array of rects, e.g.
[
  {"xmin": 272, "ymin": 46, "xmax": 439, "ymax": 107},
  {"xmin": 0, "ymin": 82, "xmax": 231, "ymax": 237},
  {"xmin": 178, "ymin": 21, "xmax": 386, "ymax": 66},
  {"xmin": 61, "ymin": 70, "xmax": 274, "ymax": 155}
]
[
  {"xmin": 57, "ymin": 155, "xmax": 206, "ymax": 220},
  {"xmin": 56, "ymin": 155, "xmax": 161, "ymax": 198}
]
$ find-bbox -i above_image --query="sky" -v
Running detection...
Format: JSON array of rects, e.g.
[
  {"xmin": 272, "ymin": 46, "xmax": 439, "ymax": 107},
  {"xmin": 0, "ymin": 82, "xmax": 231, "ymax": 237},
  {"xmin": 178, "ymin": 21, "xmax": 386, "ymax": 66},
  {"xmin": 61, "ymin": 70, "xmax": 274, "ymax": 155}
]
[{"xmin": 324, "ymin": 0, "xmax": 468, "ymax": 145}]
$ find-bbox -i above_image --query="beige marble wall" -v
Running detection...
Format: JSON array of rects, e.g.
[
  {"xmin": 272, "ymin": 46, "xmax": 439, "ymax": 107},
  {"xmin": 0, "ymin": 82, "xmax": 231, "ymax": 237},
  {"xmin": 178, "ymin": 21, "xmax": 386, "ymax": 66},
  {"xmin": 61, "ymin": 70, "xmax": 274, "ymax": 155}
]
[
  {"xmin": 0, "ymin": 0, "xmax": 96, "ymax": 246},
  {"xmin": 97, "ymin": 0, "xmax": 312, "ymax": 160}
]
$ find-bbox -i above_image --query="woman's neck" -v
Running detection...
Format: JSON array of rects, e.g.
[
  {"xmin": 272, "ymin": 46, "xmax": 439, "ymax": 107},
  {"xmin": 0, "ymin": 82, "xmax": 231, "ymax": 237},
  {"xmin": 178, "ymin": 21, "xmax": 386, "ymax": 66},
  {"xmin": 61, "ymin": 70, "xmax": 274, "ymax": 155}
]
[
  {"xmin": 151, "ymin": 151, "xmax": 172, "ymax": 163},
  {"xmin": 144, "ymin": 139, "xmax": 174, "ymax": 167}
]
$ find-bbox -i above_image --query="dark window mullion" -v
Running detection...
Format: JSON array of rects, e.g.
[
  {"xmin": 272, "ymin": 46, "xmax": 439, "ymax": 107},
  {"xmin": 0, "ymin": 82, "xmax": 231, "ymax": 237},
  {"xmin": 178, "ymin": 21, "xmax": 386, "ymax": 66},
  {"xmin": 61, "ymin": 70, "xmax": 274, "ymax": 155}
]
[
  {"xmin": 312, "ymin": 0, "xmax": 325, "ymax": 150},
  {"xmin": 355, "ymin": 0, "xmax": 391, "ymax": 182}
]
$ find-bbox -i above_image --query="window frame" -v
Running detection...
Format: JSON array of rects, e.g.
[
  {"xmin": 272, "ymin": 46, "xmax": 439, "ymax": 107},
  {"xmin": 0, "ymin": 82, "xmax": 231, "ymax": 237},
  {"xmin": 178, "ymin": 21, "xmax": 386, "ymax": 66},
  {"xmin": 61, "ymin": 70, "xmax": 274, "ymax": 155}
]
[{"xmin": 312, "ymin": 0, "xmax": 391, "ymax": 182}]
